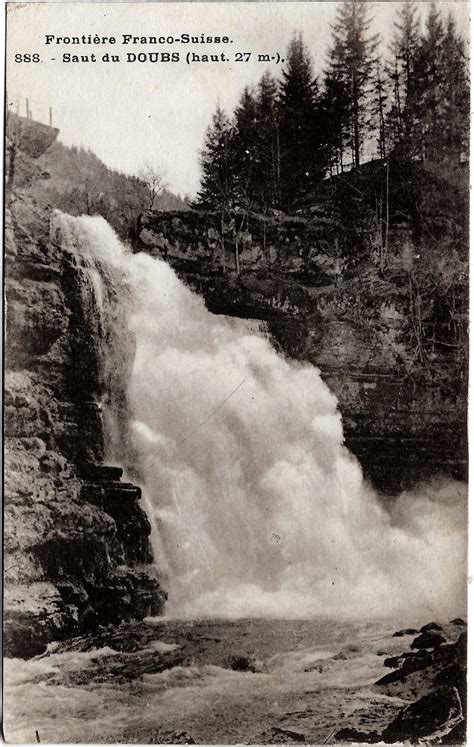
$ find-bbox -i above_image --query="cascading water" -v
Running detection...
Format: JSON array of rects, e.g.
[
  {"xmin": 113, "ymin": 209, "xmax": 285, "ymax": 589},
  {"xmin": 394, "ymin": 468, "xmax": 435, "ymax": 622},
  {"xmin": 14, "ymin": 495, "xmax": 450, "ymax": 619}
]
[{"xmin": 55, "ymin": 212, "xmax": 467, "ymax": 621}]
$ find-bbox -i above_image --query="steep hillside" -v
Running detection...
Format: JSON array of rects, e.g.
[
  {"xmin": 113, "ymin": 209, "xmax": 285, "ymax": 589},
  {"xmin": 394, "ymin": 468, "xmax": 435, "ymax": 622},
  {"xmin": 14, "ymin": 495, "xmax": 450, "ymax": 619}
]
[{"xmin": 31, "ymin": 138, "xmax": 189, "ymax": 241}]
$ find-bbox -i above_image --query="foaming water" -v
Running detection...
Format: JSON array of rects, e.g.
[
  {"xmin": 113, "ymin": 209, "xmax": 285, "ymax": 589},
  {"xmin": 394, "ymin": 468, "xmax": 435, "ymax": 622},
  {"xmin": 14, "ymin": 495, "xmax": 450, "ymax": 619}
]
[
  {"xmin": 4, "ymin": 618, "xmax": 399, "ymax": 743},
  {"xmin": 55, "ymin": 213, "xmax": 467, "ymax": 621}
]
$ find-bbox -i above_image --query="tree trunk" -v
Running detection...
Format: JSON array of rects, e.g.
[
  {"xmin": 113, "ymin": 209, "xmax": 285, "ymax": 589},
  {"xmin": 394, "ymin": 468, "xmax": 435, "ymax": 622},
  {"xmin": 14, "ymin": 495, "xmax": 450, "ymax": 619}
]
[
  {"xmin": 235, "ymin": 240, "xmax": 240, "ymax": 275},
  {"xmin": 221, "ymin": 210, "xmax": 226, "ymax": 271},
  {"xmin": 385, "ymin": 158, "xmax": 390, "ymax": 259}
]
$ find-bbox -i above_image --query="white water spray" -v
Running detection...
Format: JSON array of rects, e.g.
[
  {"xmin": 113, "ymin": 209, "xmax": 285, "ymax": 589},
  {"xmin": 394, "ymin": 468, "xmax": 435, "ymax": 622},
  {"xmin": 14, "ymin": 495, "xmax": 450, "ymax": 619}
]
[{"xmin": 56, "ymin": 213, "xmax": 467, "ymax": 621}]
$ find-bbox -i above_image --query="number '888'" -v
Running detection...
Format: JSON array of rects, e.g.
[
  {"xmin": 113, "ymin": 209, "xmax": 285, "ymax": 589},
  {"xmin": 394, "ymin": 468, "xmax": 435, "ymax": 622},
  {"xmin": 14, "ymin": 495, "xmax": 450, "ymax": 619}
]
[{"xmin": 15, "ymin": 53, "xmax": 41, "ymax": 63}]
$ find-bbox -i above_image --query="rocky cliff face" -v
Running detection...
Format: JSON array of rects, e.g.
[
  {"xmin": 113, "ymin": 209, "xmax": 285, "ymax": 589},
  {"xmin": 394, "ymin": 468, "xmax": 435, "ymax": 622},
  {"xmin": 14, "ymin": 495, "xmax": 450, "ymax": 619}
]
[
  {"xmin": 135, "ymin": 208, "xmax": 467, "ymax": 494},
  {"xmin": 4, "ymin": 125, "xmax": 165, "ymax": 658}
]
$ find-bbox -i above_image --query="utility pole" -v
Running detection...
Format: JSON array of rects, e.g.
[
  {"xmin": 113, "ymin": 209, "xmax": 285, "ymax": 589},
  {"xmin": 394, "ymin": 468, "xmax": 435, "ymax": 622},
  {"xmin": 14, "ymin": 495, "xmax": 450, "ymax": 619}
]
[
  {"xmin": 26, "ymin": 98, "xmax": 29, "ymax": 119},
  {"xmin": 49, "ymin": 107, "xmax": 52, "ymax": 127}
]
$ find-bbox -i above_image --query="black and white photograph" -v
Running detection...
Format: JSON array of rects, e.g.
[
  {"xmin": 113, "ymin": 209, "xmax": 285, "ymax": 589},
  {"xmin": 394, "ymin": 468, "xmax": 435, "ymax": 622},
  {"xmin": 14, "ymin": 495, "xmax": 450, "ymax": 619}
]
[{"xmin": 3, "ymin": 1, "xmax": 470, "ymax": 743}]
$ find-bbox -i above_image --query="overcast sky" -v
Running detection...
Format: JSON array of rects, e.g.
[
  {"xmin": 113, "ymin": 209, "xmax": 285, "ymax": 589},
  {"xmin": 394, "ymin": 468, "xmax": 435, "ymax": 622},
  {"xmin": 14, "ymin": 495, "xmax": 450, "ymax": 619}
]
[{"xmin": 7, "ymin": 1, "xmax": 470, "ymax": 197}]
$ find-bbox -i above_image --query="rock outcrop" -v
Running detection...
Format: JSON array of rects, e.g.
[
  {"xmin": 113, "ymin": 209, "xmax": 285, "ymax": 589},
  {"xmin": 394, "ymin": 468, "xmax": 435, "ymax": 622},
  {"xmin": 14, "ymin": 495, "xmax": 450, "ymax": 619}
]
[
  {"xmin": 335, "ymin": 620, "xmax": 467, "ymax": 744},
  {"xmin": 4, "ymin": 123, "xmax": 165, "ymax": 658}
]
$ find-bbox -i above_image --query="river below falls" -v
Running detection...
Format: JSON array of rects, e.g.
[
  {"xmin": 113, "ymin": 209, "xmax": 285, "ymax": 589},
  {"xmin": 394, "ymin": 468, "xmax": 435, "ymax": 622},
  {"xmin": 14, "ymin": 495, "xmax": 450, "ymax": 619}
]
[{"xmin": 4, "ymin": 616, "xmax": 422, "ymax": 744}]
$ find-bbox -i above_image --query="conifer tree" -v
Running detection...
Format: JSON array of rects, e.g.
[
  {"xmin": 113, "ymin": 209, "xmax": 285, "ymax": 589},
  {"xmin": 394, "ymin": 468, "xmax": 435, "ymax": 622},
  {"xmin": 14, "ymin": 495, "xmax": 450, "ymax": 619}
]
[
  {"xmin": 322, "ymin": 46, "xmax": 352, "ymax": 174},
  {"xmin": 410, "ymin": 2, "xmax": 445, "ymax": 160},
  {"xmin": 370, "ymin": 60, "xmax": 388, "ymax": 159},
  {"xmin": 255, "ymin": 71, "xmax": 281, "ymax": 210},
  {"xmin": 197, "ymin": 104, "xmax": 235, "ymax": 210},
  {"xmin": 387, "ymin": 0, "xmax": 420, "ymax": 141},
  {"xmin": 233, "ymin": 86, "xmax": 260, "ymax": 209},
  {"xmin": 439, "ymin": 11, "xmax": 469, "ymax": 158},
  {"xmin": 388, "ymin": 2, "xmax": 468, "ymax": 163},
  {"xmin": 278, "ymin": 33, "xmax": 321, "ymax": 208},
  {"xmin": 326, "ymin": 0, "xmax": 378, "ymax": 168}
]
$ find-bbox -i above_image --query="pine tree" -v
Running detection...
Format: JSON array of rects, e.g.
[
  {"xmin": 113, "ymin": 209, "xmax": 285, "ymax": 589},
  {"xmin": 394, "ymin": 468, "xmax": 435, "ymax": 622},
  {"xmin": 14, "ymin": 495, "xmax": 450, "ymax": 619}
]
[
  {"xmin": 197, "ymin": 104, "xmax": 235, "ymax": 210},
  {"xmin": 386, "ymin": 57, "xmax": 403, "ymax": 145},
  {"xmin": 229, "ymin": 86, "xmax": 262, "ymax": 273},
  {"xmin": 326, "ymin": 0, "xmax": 378, "ymax": 169},
  {"xmin": 439, "ymin": 11, "xmax": 469, "ymax": 159},
  {"xmin": 255, "ymin": 71, "xmax": 281, "ymax": 210},
  {"xmin": 278, "ymin": 33, "xmax": 321, "ymax": 208},
  {"xmin": 409, "ymin": 2, "xmax": 445, "ymax": 161},
  {"xmin": 387, "ymin": 0, "xmax": 420, "ymax": 141},
  {"xmin": 370, "ymin": 59, "xmax": 388, "ymax": 159},
  {"xmin": 388, "ymin": 2, "xmax": 468, "ymax": 163},
  {"xmin": 322, "ymin": 43, "xmax": 352, "ymax": 174},
  {"xmin": 233, "ymin": 86, "xmax": 260, "ymax": 209}
]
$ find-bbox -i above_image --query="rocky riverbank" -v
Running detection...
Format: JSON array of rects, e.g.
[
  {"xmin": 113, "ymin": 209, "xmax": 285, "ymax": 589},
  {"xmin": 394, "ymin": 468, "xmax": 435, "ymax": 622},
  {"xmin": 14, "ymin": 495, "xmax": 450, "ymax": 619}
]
[
  {"xmin": 336, "ymin": 618, "xmax": 467, "ymax": 744},
  {"xmin": 3, "ymin": 617, "xmax": 466, "ymax": 744}
]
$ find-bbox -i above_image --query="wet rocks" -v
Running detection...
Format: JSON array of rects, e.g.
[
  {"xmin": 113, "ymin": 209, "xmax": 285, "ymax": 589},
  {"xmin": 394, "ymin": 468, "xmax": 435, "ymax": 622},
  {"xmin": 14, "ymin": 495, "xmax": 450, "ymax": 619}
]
[
  {"xmin": 336, "ymin": 686, "xmax": 464, "ymax": 744},
  {"xmin": 410, "ymin": 629, "xmax": 447, "ymax": 650},
  {"xmin": 381, "ymin": 626, "xmax": 467, "ymax": 737},
  {"xmin": 392, "ymin": 627, "xmax": 418, "ymax": 637},
  {"xmin": 383, "ymin": 655, "xmax": 405, "ymax": 669},
  {"xmin": 3, "ymin": 582, "xmax": 81, "ymax": 659},
  {"xmin": 382, "ymin": 685, "xmax": 463, "ymax": 743},
  {"xmin": 4, "ymin": 443, "xmax": 166, "ymax": 657},
  {"xmin": 419, "ymin": 621, "xmax": 444, "ymax": 633},
  {"xmin": 335, "ymin": 621, "xmax": 467, "ymax": 744}
]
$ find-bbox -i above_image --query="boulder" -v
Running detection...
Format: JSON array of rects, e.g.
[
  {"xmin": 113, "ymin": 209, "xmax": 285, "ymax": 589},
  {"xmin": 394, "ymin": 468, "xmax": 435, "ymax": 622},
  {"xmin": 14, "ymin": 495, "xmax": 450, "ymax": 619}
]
[
  {"xmin": 381, "ymin": 686, "xmax": 463, "ymax": 742},
  {"xmin": 383, "ymin": 655, "xmax": 405, "ymax": 669},
  {"xmin": 392, "ymin": 627, "xmax": 418, "ymax": 637},
  {"xmin": 411, "ymin": 630, "xmax": 447, "ymax": 650},
  {"xmin": 419, "ymin": 621, "xmax": 444, "ymax": 633}
]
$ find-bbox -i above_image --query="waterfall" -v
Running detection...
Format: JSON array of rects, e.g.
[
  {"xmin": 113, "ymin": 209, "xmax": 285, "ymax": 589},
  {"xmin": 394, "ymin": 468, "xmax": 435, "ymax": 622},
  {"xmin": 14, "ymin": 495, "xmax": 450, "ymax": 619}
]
[{"xmin": 55, "ymin": 212, "xmax": 467, "ymax": 621}]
